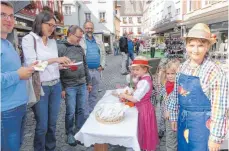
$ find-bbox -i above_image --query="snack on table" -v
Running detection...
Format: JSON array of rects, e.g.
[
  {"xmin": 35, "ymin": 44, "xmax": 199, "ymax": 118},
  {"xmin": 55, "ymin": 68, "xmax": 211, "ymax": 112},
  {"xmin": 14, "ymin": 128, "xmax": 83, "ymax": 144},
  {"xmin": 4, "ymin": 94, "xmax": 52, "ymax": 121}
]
[
  {"xmin": 120, "ymin": 90, "xmax": 135, "ymax": 107},
  {"xmin": 95, "ymin": 103, "xmax": 128, "ymax": 124}
]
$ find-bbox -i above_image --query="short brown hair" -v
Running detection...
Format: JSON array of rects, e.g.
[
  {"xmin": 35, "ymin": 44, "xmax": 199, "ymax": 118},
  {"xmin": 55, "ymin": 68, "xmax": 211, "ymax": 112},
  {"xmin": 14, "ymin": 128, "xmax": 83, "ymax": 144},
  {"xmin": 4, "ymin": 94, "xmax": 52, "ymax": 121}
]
[
  {"xmin": 186, "ymin": 37, "xmax": 211, "ymax": 46},
  {"xmin": 1, "ymin": 1, "xmax": 13, "ymax": 8},
  {"xmin": 83, "ymin": 21, "xmax": 94, "ymax": 28},
  {"xmin": 67, "ymin": 25, "xmax": 84, "ymax": 37}
]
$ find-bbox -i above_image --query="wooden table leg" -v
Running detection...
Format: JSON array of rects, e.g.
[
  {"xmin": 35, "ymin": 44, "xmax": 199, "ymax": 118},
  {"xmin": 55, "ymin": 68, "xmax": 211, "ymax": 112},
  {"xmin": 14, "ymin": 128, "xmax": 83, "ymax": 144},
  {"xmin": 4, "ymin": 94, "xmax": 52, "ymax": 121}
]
[{"xmin": 94, "ymin": 144, "xmax": 108, "ymax": 151}]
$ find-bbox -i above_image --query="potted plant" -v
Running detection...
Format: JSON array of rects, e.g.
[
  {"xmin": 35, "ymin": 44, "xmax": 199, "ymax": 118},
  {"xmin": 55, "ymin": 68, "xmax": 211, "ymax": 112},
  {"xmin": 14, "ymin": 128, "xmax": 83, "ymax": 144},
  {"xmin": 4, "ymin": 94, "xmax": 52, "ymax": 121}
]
[{"xmin": 100, "ymin": 18, "xmax": 105, "ymax": 22}]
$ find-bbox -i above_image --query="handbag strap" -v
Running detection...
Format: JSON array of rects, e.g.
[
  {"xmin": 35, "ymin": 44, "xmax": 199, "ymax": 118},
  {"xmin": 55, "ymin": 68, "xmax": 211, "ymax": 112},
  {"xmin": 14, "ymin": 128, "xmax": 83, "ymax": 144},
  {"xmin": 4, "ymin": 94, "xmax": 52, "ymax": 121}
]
[{"xmin": 30, "ymin": 34, "xmax": 38, "ymax": 60}]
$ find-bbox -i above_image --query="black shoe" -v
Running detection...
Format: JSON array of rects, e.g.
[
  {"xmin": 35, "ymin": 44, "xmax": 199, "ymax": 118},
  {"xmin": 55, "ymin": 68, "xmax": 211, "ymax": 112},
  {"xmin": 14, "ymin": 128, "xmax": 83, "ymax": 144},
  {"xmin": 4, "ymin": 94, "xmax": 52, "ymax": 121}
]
[
  {"xmin": 76, "ymin": 140, "xmax": 84, "ymax": 146},
  {"xmin": 121, "ymin": 72, "xmax": 128, "ymax": 75},
  {"xmin": 158, "ymin": 130, "xmax": 165, "ymax": 139}
]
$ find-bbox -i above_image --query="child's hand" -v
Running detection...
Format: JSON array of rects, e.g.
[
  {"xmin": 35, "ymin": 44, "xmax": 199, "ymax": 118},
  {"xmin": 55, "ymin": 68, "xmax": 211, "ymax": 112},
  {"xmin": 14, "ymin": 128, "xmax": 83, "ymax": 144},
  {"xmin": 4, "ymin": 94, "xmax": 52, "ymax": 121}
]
[
  {"xmin": 119, "ymin": 93, "xmax": 125, "ymax": 99},
  {"xmin": 208, "ymin": 140, "xmax": 221, "ymax": 151},
  {"xmin": 164, "ymin": 111, "xmax": 170, "ymax": 120},
  {"xmin": 171, "ymin": 122, "xmax": 177, "ymax": 131}
]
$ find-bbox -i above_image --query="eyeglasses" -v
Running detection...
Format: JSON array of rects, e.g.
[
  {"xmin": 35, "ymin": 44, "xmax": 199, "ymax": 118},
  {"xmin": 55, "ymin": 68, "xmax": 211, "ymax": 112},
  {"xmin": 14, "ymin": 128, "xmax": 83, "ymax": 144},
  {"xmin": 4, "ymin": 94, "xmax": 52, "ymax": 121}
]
[
  {"xmin": 73, "ymin": 34, "xmax": 83, "ymax": 39},
  {"xmin": 44, "ymin": 23, "xmax": 57, "ymax": 29},
  {"xmin": 85, "ymin": 28, "xmax": 93, "ymax": 30},
  {"xmin": 1, "ymin": 13, "xmax": 14, "ymax": 20}
]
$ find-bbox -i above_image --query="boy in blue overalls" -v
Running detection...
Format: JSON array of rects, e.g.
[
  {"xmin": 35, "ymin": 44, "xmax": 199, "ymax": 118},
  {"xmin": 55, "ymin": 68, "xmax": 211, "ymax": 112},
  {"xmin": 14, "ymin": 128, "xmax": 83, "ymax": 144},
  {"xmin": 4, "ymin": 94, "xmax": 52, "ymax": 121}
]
[{"xmin": 168, "ymin": 23, "xmax": 228, "ymax": 151}]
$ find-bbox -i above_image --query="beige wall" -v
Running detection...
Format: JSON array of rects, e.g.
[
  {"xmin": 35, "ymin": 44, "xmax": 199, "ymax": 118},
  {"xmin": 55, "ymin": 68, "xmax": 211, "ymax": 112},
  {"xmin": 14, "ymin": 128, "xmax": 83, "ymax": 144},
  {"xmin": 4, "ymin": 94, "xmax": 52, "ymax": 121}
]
[{"xmin": 115, "ymin": 17, "xmax": 120, "ymax": 39}]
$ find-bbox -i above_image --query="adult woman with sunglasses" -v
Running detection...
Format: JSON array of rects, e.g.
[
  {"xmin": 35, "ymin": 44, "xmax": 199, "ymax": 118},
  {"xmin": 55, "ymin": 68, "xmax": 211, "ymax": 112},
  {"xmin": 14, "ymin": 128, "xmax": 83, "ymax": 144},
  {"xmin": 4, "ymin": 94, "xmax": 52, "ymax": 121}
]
[{"xmin": 22, "ymin": 11, "xmax": 71, "ymax": 151}]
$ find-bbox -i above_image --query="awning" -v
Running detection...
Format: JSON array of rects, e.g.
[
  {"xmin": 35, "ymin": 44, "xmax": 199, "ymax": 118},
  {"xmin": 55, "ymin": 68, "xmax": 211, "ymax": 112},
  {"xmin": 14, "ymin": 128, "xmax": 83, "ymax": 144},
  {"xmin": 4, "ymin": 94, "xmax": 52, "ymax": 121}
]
[
  {"xmin": 14, "ymin": 24, "xmax": 32, "ymax": 31},
  {"xmin": 151, "ymin": 20, "xmax": 181, "ymax": 34},
  {"xmin": 94, "ymin": 30, "xmax": 111, "ymax": 36},
  {"xmin": 11, "ymin": 1, "xmax": 31, "ymax": 14},
  {"xmin": 15, "ymin": 13, "xmax": 35, "ymax": 21}
]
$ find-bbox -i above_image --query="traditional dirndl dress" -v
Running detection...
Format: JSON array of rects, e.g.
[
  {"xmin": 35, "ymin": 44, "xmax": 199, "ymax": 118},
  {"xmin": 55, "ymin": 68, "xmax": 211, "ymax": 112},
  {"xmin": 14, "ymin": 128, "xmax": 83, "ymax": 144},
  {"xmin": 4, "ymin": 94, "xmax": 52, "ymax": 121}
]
[{"xmin": 135, "ymin": 76, "xmax": 159, "ymax": 150}]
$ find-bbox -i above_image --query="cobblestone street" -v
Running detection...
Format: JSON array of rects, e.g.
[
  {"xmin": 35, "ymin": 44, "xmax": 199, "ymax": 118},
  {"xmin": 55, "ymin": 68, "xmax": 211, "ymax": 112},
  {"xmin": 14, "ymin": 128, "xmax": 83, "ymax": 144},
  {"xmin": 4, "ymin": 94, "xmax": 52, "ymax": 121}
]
[{"xmin": 21, "ymin": 54, "xmax": 166, "ymax": 151}]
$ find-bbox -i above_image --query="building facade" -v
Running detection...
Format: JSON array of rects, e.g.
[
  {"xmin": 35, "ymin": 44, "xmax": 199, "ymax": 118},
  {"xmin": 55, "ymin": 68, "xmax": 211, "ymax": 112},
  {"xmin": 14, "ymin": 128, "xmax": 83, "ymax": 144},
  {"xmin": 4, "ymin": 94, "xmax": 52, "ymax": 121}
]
[
  {"xmin": 119, "ymin": 1, "xmax": 143, "ymax": 38},
  {"xmin": 62, "ymin": 0, "xmax": 116, "ymax": 51},
  {"xmin": 148, "ymin": 0, "xmax": 183, "ymax": 36},
  {"xmin": 181, "ymin": 0, "xmax": 228, "ymax": 53},
  {"xmin": 114, "ymin": 1, "xmax": 121, "ymax": 39}
]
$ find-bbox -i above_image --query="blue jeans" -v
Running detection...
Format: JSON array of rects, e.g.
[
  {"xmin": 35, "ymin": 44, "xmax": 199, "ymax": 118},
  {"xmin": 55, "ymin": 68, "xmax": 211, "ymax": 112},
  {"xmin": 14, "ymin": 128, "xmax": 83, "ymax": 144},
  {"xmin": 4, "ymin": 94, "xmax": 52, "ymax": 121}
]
[
  {"xmin": 114, "ymin": 48, "xmax": 118, "ymax": 56},
  {"xmin": 65, "ymin": 84, "xmax": 86, "ymax": 134},
  {"xmin": 1, "ymin": 103, "xmax": 27, "ymax": 151},
  {"xmin": 129, "ymin": 52, "xmax": 135, "ymax": 61},
  {"xmin": 85, "ymin": 69, "xmax": 101, "ymax": 118},
  {"xmin": 32, "ymin": 82, "xmax": 61, "ymax": 151}
]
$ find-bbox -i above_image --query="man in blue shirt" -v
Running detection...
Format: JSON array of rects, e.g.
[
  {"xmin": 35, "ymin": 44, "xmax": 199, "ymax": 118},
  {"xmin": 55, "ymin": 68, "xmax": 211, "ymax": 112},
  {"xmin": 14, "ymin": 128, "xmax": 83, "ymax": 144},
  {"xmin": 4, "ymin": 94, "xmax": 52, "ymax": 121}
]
[
  {"xmin": 1, "ymin": 2, "xmax": 35, "ymax": 151},
  {"xmin": 80, "ymin": 21, "xmax": 106, "ymax": 118},
  {"xmin": 127, "ymin": 35, "xmax": 135, "ymax": 61}
]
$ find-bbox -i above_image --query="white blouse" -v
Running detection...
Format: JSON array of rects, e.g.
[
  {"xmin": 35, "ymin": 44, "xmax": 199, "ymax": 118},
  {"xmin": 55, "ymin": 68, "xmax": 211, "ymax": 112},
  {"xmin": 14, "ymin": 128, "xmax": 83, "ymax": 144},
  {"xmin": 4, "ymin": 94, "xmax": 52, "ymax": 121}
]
[
  {"xmin": 22, "ymin": 32, "xmax": 59, "ymax": 82},
  {"xmin": 133, "ymin": 74, "xmax": 150, "ymax": 102}
]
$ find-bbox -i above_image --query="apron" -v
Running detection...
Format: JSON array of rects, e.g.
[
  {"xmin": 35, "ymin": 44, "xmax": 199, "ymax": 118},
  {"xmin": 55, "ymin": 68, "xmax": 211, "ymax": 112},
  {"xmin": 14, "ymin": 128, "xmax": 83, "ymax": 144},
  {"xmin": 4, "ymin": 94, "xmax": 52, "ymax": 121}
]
[{"xmin": 178, "ymin": 73, "xmax": 211, "ymax": 151}]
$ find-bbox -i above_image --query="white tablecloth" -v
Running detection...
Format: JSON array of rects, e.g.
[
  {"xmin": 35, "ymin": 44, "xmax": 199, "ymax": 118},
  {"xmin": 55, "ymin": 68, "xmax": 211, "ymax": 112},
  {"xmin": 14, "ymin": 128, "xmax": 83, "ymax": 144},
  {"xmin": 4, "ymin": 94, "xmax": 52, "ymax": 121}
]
[{"xmin": 74, "ymin": 90, "xmax": 140, "ymax": 151}]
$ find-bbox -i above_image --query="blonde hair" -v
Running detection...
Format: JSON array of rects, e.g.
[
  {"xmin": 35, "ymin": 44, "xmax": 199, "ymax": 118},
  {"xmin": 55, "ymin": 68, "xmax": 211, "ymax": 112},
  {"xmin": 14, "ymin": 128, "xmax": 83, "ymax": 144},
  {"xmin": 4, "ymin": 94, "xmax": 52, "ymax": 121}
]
[
  {"xmin": 186, "ymin": 37, "xmax": 211, "ymax": 46},
  {"xmin": 160, "ymin": 59, "xmax": 180, "ymax": 84}
]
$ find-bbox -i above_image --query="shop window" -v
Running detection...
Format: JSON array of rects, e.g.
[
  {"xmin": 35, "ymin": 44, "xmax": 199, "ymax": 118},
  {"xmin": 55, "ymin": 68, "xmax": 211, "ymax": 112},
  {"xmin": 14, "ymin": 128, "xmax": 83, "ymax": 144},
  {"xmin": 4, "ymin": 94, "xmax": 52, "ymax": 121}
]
[
  {"xmin": 99, "ymin": 12, "xmax": 106, "ymax": 23},
  {"xmin": 64, "ymin": 6, "xmax": 71, "ymax": 15}
]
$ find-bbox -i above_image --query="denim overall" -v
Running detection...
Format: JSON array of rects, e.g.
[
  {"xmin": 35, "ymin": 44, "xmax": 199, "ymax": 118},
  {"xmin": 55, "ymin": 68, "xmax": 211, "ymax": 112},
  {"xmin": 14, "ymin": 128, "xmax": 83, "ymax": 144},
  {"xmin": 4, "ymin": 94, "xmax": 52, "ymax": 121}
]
[{"xmin": 178, "ymin": 73, "xmax": 211, "ymax": 151}]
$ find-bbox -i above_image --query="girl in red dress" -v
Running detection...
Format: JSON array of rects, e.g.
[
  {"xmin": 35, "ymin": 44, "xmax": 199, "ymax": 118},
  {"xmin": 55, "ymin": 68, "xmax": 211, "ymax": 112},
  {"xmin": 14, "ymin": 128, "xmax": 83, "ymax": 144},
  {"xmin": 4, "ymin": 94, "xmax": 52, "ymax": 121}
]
[{"xmin": 119, "ymin": 56, "xmax": 159, "ymax": 151}]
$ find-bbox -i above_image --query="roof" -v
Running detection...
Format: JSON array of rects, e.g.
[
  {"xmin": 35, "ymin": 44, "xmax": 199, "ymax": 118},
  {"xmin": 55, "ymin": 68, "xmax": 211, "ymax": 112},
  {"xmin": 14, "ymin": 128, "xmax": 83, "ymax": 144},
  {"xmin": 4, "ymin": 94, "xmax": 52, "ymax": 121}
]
[{"xmin": 120, "ymin": 0, "xmax": 143, "ymax": 16}]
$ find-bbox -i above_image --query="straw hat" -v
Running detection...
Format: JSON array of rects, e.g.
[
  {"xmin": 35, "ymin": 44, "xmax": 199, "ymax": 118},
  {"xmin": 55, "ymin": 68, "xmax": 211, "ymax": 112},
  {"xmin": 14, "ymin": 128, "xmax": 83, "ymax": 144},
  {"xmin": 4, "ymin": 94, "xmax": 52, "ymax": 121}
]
[
  {"xmin": 184, "ymin": 23, "xmax": 216, "ymax": 45},
  {"xmin": 130, "ymin": 56, "xmax": 152, "ymax": 68}
]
